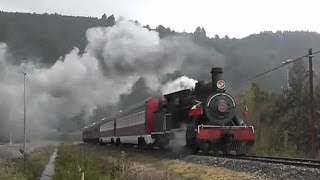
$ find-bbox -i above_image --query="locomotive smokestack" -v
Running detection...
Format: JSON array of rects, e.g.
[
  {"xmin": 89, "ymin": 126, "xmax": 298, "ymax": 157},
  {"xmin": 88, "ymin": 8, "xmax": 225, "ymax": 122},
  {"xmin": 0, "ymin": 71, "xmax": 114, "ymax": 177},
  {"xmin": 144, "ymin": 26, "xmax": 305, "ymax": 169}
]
[{"xmin": 211, "ymin": 67, "xmax": 223, "ymax": 92}]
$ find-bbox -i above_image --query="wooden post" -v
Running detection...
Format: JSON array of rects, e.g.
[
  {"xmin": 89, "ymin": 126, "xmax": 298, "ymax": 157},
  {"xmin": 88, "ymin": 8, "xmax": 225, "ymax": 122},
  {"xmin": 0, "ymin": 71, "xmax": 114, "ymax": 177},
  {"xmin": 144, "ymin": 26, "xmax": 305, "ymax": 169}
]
[{"xmin": 284, "ymin": 130, "xmax": 288, "ymax": 149}]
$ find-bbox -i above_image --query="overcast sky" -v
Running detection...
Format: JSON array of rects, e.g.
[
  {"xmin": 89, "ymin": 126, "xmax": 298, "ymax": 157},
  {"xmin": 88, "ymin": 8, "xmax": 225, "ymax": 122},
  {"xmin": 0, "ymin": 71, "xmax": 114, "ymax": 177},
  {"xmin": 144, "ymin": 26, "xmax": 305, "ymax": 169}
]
[{"xmin": 0, "ymin": 0, "xmax": 318, "ymax": 38}]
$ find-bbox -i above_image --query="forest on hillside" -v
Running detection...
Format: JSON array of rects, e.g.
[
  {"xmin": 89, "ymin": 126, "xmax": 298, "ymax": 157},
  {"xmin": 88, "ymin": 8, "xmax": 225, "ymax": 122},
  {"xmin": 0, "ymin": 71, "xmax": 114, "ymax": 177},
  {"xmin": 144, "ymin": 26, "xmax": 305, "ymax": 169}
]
[
  {"xmin": 1, "ymin": 11, "xmax": 320, "ymax": 156},
  {"xmin": 2, "ymin": 11, "xmax": 320, "ymax": 89}
]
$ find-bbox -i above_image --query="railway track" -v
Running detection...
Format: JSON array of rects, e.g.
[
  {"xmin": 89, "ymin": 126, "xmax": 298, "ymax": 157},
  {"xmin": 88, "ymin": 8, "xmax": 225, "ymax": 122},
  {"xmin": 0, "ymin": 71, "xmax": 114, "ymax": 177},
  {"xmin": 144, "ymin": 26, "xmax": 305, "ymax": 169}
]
[
  {"xmin": 88, "ymin": 143, "xmax": 320, "ymax": 169},
  {"xmin": 80, "ymin": 143, "xmax": 320, "ymax": 179},
  {"xmin": 233, "ymin": 155, "xmax": 320, "ymax": 168}
]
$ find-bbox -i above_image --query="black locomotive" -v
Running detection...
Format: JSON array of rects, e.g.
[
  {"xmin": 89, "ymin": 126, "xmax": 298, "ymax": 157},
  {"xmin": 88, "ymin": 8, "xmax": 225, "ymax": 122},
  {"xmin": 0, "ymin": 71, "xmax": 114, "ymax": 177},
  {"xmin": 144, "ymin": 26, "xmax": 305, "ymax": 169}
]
[{"xmin": 154, "ymin": 67, "xmax": 254, "ymax": 154}]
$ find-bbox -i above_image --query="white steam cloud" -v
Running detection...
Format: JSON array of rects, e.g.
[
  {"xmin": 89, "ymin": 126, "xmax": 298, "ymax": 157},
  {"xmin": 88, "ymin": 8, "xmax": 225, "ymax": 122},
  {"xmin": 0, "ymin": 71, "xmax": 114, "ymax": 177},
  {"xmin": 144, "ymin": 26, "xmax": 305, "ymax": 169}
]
[
  {"xmin": 161, "ymin": 76, "xmax": 198, "ymax": 94},
  {"xmin": 0, "ymin": 20, "xmax": 223, "ymax": 140}
]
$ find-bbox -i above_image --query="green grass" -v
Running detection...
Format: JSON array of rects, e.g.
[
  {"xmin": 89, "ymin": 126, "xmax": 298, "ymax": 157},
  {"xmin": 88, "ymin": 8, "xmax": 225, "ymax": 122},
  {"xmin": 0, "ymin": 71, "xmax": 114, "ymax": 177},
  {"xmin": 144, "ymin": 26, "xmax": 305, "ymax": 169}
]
[{"xmin": 53, "ymin": 145, "xmax": 105, "ymax": 180}]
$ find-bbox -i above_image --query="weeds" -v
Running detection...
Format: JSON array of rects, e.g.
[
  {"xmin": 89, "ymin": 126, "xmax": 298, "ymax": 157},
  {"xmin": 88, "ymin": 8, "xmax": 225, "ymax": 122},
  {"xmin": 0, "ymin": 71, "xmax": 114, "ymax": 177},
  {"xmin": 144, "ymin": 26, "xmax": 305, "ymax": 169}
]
[
  {"xmin": 54, "ymin": 144, "xmax": 174, "ymax": 180},
  {"xmin": 53, "ymin": 145, "xmax": 103, "ymax": 180},
  {"xmin": 112, "ymin": 150, "xmax": 172, "ymax": 180},
  {"xmin": 0, "ymin": 146, "xmax": 54, "ymax": 179},
  {"xmin": 54, "ymin": 144, "xmax": 260, "ymax": 179}
]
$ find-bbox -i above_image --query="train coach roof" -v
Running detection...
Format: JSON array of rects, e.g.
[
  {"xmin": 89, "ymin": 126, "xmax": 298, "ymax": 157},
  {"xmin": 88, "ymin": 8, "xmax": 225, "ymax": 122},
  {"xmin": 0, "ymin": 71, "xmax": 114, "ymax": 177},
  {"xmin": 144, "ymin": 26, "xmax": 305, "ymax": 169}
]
[
  {"xmin": 164, "ymin": 89, "xmax": 191, "ymax": 98},
  {"xmin": 99, "ymin": 116, "xmax": 116, "ymax": 124},
  {"xmin": 117, "ymin": 96, "xmax": 163, "ymax": 117},
  {"xmin": 82, "ymin": 121, "xmax": 100, "ymax": 129}
]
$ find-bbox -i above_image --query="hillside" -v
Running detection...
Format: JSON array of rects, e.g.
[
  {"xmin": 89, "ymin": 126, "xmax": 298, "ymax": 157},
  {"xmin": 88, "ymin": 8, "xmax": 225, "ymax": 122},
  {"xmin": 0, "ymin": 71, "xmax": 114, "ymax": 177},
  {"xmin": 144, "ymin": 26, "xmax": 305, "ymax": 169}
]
[
  {"xmin": 1, "ymin": 11, "xmax": 320, "ymax": 91},
  {"xmin": 0, "ymin": 11, "xmax": 115, "ymax": 65}
]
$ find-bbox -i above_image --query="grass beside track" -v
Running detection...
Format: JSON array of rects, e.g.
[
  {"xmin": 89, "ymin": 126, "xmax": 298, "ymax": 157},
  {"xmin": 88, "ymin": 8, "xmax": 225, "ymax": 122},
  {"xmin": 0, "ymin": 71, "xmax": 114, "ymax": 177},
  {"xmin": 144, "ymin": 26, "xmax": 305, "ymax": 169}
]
[
  {"xmin": 53, "ymin": 144, "xmax": 173, "ymax": 180},
  {"xmin": 53, "ymin": 144, "xmax": 255, "ymax": 180},
  {"xmin": 0, "ymin": 146, "xmax": 55, "ymax": 179}
]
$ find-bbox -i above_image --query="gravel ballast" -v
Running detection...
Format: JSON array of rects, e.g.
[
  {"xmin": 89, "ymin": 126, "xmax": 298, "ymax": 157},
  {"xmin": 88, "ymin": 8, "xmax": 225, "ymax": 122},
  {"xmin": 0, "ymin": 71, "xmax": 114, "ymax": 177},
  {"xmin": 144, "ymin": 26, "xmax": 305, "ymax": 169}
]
[{"xmin": 184, "ymin": 155, "xmax": 320, "ymax": 180}]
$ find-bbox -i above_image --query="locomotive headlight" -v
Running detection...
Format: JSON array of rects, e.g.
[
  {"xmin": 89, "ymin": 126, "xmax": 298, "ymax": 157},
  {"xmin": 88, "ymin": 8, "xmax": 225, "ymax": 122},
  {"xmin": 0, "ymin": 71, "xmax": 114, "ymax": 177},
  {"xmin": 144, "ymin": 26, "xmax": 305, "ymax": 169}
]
[{"xmin": 217, "ymin": 80, "xmax": 225, "ymax": 90}]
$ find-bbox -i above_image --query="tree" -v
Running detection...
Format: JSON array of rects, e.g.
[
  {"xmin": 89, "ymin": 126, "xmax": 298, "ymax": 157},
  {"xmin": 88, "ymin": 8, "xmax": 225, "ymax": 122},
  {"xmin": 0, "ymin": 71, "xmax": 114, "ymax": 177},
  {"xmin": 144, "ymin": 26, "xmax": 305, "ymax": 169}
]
[
  {"xmin": 194, "ymin": 27, "xmax": 201, "ymax": 34},
  {"xmin": 143, "ymin": 24, "xmax": 151, "ymax": 30},
  {"xmin": 282, "ymin": 60, "xmax": 310, "ymax": 152},
  {"xmin": 107, "ymin": 15, "xmax": 115, "ymax": 25},
  {"xmin": 288, "ymin": 60, "xmax": 308, "ymax": 107},
  {"xmin": 101, "ymin": 13, "xmax": 107, "ymax": 20},
  {"xmin": 241, "ymin": 83, "xmax": 279, "ymax": 153},
  {"xmin": 194, "ymin": 27, "xmax": 206, "ymax": 37},
  {"xmin": 201, "ymin": 27, "xmax": 206, "ymax": 37},
  {"xmin": 157, "ymin": 25, "xmax": 166, "ymax": 32},
  {"xmin": 156, "ymin": 25, "xmax": 172, "ymax": 37}
]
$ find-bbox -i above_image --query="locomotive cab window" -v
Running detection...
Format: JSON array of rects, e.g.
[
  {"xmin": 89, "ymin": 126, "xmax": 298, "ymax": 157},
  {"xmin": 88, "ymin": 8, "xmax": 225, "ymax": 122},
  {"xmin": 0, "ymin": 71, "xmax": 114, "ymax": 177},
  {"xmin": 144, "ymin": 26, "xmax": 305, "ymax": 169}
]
[{"xmin": 174, "ymin": 98, "xmax": 180, "ymax": 105}]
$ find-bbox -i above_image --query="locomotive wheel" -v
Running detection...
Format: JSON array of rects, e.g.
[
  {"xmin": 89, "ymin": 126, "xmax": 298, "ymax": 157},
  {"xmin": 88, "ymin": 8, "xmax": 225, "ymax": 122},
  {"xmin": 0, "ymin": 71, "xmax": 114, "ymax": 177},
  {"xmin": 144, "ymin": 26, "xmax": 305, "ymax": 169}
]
[
  {"xmin": 116, "ymin": 138, "xmax": 121, "ymax": 146},
  {"xmin": 138, "ymin": 137, "xmax": 141, "ymax": 148},
  {"xmin": 201, "ymin": 142, "xmax": 210, "ymax": 155},
  {"xmin": 186, "ymin": 120, "xmax": 197, "ymax": 148},
  {"xmin": 138, "ymin": 137, "xmax": 146, "ymax": 148},
  {"xmin": 200, "ymin": 141, "xmax": 211, "ymax": 155},
  {"xmin": 141, "ymin": 138, "xmax": 146, "ymax": 147}
]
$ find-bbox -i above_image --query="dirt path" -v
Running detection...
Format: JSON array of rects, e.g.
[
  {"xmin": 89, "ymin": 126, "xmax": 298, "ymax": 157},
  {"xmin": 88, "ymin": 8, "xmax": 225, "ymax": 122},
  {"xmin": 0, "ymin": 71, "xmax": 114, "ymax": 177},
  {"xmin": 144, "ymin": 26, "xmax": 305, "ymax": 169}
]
[{"xmin": 40, "ymin": 148, "xmax": 58, "ymax": 180}]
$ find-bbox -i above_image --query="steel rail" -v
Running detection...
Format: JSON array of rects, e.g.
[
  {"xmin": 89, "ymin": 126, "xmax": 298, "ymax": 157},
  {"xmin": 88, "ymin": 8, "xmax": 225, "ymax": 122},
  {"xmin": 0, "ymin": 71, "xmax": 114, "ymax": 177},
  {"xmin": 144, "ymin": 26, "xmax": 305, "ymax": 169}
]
[{"xmin": 233, "ymin": 155, "xmax": 320, "ymax": 168}]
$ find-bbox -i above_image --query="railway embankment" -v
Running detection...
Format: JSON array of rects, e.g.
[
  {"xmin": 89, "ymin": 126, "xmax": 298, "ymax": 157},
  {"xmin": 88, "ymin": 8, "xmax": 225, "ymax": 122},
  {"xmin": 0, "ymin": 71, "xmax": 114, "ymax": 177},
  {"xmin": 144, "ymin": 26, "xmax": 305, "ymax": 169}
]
[
  {"xmin": 55, "ymin": 143, "xmax": 320, "ymax": 180},
  {"xmin": 53, "ymin": 144, "xmax": 262, "ymax": 179},
  {"xmin": 16, "ymin": 143, "xmax": 317, "ymax": 179}
]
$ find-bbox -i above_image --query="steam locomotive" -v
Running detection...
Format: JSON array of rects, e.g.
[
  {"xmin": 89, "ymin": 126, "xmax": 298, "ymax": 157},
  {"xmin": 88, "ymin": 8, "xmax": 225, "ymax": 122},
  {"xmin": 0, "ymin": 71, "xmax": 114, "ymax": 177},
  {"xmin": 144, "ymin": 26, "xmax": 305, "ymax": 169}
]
[{"xmin": 82, "ymin": 68, "xmax": 254, "ymax": 155}]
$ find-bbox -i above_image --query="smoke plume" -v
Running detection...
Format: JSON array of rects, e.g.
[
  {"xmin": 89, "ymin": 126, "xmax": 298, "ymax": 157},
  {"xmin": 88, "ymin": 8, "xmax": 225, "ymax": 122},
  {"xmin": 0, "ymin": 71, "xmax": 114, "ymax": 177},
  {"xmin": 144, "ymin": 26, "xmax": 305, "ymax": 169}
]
[
  {"xmin": 161, "ymin": 76, "xmax": 198, "ymax": 94},
  {"xmin": 0, "ymin": 20, "xmax": 224, "ymax": 140}
]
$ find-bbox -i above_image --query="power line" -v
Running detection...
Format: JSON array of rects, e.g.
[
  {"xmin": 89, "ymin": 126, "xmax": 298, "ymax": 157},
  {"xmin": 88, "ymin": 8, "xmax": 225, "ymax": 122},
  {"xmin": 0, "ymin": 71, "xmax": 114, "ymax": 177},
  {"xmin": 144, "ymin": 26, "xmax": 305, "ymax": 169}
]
[{"xmin": 247, "ymin": 50, "xmax": 320, "ymax": 81}]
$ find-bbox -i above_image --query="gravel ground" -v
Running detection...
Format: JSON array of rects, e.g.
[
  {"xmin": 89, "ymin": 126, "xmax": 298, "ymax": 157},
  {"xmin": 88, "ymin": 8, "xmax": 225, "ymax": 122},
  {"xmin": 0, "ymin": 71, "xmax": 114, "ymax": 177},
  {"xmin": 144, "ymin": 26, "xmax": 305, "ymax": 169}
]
[{"xmin": 184, "ymin": 155, "xmax": 320, "ymax": 180}]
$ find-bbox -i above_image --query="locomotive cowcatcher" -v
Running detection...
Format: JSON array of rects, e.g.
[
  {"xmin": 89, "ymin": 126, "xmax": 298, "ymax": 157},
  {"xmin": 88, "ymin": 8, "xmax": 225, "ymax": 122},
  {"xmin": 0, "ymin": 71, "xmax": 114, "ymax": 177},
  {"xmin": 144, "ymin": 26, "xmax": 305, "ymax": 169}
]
[{"xmin": 82, "ymin": 68, "xmax": 254, "ymax": 155}]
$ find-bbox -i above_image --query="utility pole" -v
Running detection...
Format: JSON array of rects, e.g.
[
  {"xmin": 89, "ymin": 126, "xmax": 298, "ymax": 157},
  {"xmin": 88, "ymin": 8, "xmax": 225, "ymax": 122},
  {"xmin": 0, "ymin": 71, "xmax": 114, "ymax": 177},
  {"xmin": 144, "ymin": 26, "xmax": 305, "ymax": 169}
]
[
  {"xmin": 282, "ymin": 59, "xmax": 293, "ymax": 150},
  {"xmin": 23, "ymin": 72, "xmax": 27, "ymax": 170},
  {"xmin": 308, "ymin": 48, "xmax": 316, "ymax": 159},
  {"xmin": 9, "ymin": 131, "xmax": 12, "ymax": 145}
]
